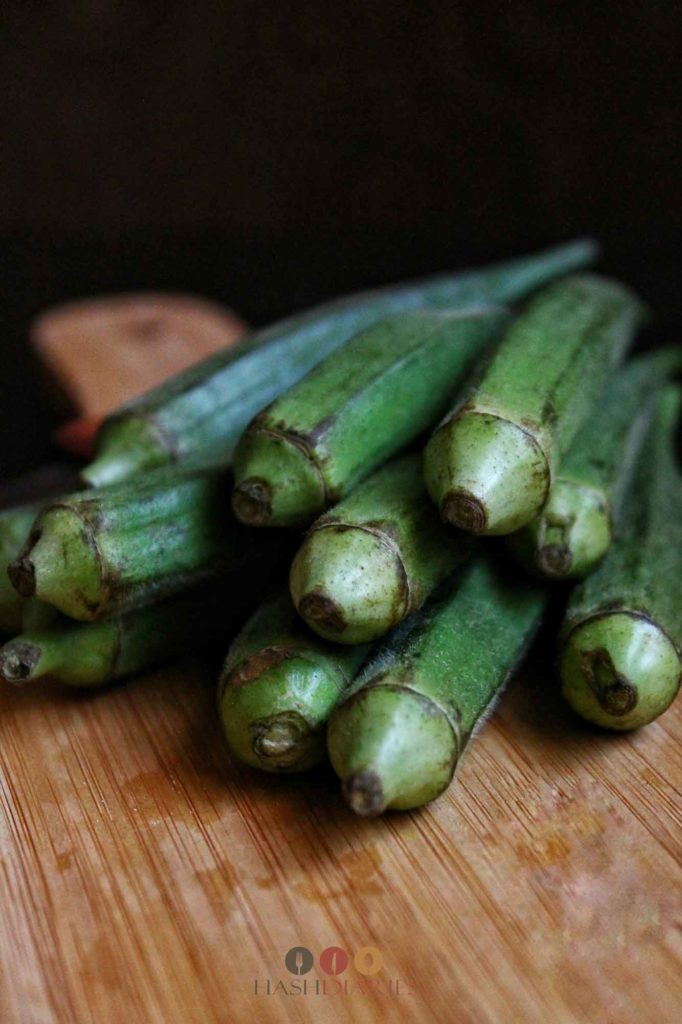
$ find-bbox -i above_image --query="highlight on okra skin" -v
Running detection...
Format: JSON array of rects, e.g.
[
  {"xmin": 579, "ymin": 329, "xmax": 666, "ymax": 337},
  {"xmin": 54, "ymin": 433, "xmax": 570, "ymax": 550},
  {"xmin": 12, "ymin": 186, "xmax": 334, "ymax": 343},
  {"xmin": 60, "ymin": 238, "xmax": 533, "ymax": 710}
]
[
  {"xmin": 218, "ymin": 589, "xmax": 369, "ymax": 772},
  {"xmin": 558, "ymin": 385, "xmax": 682, "ymax": 730},
  {"xmin": 81, "ymin": 239, "xmax": 597, "ymax": 488},
  {"xmin": 327, "ymin": 556, "xmax": 546, "ymax": 815},
  {"xmin": 423, "ymin": 274, "xmax": 644, "ymax": 536},
  {"xmin": 289, "ymin": 453, "xmax": 472, "ymax": 645},
  {"xmin": 508, "ymin": 349, "xmax": 682, "ymax": 580},
  {"xmin": 230, "ymin": 307, "xmax": 508, "ymax": 529}
]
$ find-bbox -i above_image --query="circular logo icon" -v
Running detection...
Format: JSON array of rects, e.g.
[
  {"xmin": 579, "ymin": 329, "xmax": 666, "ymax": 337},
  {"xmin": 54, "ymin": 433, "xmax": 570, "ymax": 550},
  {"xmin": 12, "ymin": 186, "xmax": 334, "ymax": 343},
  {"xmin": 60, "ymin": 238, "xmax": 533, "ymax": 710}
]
[
  {"xmin": 353, "ymin": 945, "xmax": 384, "ymax": 976},
  {"xmin": 284, "ymin": 946, "xmax": 314, "ymax": 976},
  {"xmin": 319, "ymin": 946, "xmax": 349, "ymax": 975}
]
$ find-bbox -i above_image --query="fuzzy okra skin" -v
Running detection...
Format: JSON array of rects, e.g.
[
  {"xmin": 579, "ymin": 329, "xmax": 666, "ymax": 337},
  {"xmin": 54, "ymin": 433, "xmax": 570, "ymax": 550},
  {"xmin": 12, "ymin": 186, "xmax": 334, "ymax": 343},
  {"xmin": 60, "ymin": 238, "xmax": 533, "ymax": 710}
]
[
  {"xmin": 8, "ymin": 465, "xmax": 287, "ymax": 622},
  {"xmin": 82, "ymin": 240, "xmax": 597, "ymax": 488},
  {"xmin": 231, "ymin": 306, "xmax": 508, "ymax": 528},
  {"xmin": 289, "ymin": 453, "xmax": 473, "ymax": 645},
  {"xmin": 424, "ymin": 274, "xmax": 643, "ymax": 536},
  {"xmin": 327, "ymin": 555, "xmax": 546, "ymax": 815},
  {"xmin": 0, "ymin": 502, "xmax": 45, "ymax": 635},
  {"xmin": 509, "ymin": 349, "xmax": 682, "ymax": 580},
  {"xmin": 218, "ymin": 589, "xmax": 369, "ymax": 772},
  {"xmin": 558, "ymin": 386, "xmax": 682, "ymax": 730},
  {"xmin": 0, "ymin": 582, "xmax": 255, "ymax": 688}
]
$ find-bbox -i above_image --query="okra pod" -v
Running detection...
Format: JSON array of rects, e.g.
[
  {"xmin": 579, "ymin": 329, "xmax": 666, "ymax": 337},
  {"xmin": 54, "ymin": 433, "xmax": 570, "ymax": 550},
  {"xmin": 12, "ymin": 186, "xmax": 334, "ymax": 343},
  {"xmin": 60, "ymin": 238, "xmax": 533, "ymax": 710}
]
[
  {"xmin": 289, "ymin": 454, "xmax": 472, "ymax": 645},
  {"xmin": 0, "ymin": 503, "xmax": 44, "ymax": 635},
  {"xmin": 0, "ymin": 582, "xmax": 255, "ymax": 688},
  {"xmin": 509, "ymin": 349, "xmax": 682, "ymax": 579},
  {"xmin": 424, "ymin": 275, "xmax": 643, "ymax": 535},
  {"xmin": 558, "ymin": 385, "xmax": 682, "ymax": 730},
  {"xmin": 83, "ymin": 241, "xmax": 597, "ymax": 487},
  {"xmin": 327, "ymin": 555, "xmax": 546, "ymax": 815},
  {"xmin": 8, "ymin": 466, "xmax": 287, "ymax": 621},
  {"xmin": 218, "ymin": 589, "xmax": 369, "ymax": 772},
  {"xmin": 231, "ymin": 307, "xmax": 508, "ymax": 528}
]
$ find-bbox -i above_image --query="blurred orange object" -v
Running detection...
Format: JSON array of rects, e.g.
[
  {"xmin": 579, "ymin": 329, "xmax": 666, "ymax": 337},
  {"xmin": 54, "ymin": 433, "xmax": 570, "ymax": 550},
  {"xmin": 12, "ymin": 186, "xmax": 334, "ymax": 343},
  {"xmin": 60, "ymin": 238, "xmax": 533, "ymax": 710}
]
[{"xmin": 31, "ymin": 292, "xmax": 249, "ymax": 460}]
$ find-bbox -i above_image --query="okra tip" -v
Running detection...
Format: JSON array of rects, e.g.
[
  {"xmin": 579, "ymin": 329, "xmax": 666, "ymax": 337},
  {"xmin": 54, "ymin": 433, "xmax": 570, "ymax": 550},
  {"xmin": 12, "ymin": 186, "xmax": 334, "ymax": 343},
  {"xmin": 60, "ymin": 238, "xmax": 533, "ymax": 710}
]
[
  {"xmin": 327, "ymin": 685, "xmax": 459, "ymax": 814},
  {"xmin": 510, "ymin": 481, "xmax": 612, "ymax": 581},
  {"xmin": 290, "ymin": 526, "xmax": 409, "ymax": 644},
  {"xmin": 219, "ymin": 654, "xmax": 333, "ymax": 772},
  {"xmin": 232, "ymin": 430, "xmax": 326, "ymax": 528},
  {"xmin": 8, "ymin": 508, "xmax": 102, "ymax": 621},
  {"xmin": 81, "ymin": 416, "xmax": 171, "ymax": 487},
  {"xmin": 424, "ymin": 411, "xmax": 550, "ymax": 535},
  {"xmin": 0, "ymin": 639, "xmax": 42, "ymax": 685},
  {"xmin": 560, "ymin": 612, "xmax": 682, "ymax": 730}
]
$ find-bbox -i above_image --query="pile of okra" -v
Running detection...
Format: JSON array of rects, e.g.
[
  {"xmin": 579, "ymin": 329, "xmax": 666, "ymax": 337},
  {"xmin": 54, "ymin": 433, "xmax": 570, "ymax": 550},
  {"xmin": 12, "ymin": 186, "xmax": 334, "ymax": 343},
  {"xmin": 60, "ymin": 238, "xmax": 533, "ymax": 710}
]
[{"xmin": 2, "ymin": 238, "xmax": 681, "ymax": 816}]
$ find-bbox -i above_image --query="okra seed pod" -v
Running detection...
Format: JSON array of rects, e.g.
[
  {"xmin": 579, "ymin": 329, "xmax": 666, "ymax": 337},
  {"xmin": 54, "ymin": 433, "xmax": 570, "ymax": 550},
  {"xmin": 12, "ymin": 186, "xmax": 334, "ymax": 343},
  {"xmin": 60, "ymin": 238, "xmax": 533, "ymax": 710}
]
[
  {"xmin": 219, "ymin": 591, "xmax": 369, "ymax": 773},
  {"xmin": 231, "ymin": 431, "xmax": 325, "ymax": 529},
  {"xmin": 425, "ymin": 411, "xmax": 550, "ymax": 535},
  {"xmin": 290, "ymin": 526, "xmax": 409, "ymax": 645},
  {"xmin": 0, "ymin": 620, "xmax": 117, "ymax": 687},
  {"xmin": 559, "ymin": 612, "xmax": 681, "ymax": 730},
  {"xmin": 332, "ymin": 686, "xmax": 459, "ymax": 816},
  {"xmin": 510, "ymin": 481, "xmax": 611, "ymax": 580}
]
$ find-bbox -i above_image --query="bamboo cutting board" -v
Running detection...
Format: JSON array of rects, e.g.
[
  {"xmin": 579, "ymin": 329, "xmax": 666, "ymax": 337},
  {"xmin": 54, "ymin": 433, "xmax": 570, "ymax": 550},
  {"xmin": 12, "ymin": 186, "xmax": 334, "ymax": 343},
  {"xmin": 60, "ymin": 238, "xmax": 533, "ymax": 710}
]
[
  {"xmin": 1, "ymin": 297, "xmax": 680, "ymax": 1023},
  {"xmin": 0, "ymin": 650, "xmax": 680, "ymax": 1024}
]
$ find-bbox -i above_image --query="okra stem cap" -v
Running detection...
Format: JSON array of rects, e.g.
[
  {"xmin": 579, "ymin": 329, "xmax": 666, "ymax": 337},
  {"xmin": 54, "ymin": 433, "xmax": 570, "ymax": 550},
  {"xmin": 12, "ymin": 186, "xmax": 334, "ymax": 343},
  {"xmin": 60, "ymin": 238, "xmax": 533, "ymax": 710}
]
[
  {"xmin": 327, "ymin": 685, "xmax": 459, "ymax": 814},
  {"xmin": 560, "ymin": 612, "xmax": 681, "ymax": 730},
  {"xmin": 290, "ymin": 526, "xmax": 409, "ymax": 645},
  {"xmin": 424, "ymin": 411, "xmax": 550, "ymax": 535}
]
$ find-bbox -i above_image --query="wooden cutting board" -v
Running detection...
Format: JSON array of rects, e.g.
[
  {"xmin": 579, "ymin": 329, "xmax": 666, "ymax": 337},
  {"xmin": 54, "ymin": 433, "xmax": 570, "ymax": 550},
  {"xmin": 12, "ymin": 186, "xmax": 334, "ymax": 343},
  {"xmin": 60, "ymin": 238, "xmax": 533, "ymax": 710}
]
[
  {"xmin": 1, "ymin": 294, "xmax": 680, "ymax": 1023},
  {"xmin": 0, "ymin": 650, "xmax": 679, "ymax": 1024}
]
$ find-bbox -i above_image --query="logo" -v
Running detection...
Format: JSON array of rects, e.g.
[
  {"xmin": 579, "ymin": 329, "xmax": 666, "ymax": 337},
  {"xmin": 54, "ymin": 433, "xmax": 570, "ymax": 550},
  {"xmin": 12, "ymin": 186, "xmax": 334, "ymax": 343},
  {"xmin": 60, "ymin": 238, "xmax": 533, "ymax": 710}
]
[{"xmin": 252, "ymin": 943, "xmax": 409, "ymax": 998}]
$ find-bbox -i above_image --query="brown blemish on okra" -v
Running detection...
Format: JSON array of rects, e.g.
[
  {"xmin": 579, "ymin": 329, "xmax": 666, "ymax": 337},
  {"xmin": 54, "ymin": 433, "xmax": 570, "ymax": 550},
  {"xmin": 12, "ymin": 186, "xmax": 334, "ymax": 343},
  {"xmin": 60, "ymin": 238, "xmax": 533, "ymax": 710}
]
[
  {"xmin": 297, "ymin": 589, "xmax": 347, "ymax": 635},
  {"xmin": 579, "ymin": 646, "xmax": 638, "ymax": 716},
  {"xmin": 231, "ymin": 477, "xmax": 273, "ymax": 526},
  {"xmin": 343, "ymin": 770, "xmax": 386, "ymax": 818},
  {"xmin": 225, "ymin": 644, "xmax": 298, "ymax": 691},
  {"xmin": 441, "ymin": 491, "xmax": 487, "ymax": 533}
]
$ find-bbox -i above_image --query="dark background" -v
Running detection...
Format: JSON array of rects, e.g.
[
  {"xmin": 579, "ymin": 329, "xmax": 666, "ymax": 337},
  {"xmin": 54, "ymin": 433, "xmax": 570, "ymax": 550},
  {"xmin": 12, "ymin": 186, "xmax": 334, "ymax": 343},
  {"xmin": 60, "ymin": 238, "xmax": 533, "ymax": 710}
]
[{"xmin": 1, "ymin": 2, "xmax": 680, "ymax": 478}]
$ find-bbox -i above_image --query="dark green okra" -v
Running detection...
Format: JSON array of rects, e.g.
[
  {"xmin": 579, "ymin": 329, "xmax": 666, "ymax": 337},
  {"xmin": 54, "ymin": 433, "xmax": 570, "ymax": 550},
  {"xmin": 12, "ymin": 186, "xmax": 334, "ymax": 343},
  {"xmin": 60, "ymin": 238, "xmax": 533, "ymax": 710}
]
[
  {"xmin": 509, "ymin": 349, "xmax": 682, "ymax": 579},
  {"xmin": 231, "ymin": 307, "xmax": 508, "ymax": 528},
  {"xmin": 8, "ymin": 465, "xmax": 287, "ymax": 621},
  {"xmin": 0, "ymin": 581, "xmax": 255, "ymax": 688},
  {"xmin": 559, "ymin": 385, "xmax": 682, "ymax": 730},
  {"xmin": 327, "ymin": 555, "xmax": 547, "ymax": 815},
  {"xmin": 83, "ymin": 241, "xmax": 597, "ymax": 487},
  {"xmin": 289, "ymin": 453, "xmax": 473, "ymax": 645},
  {"xmin": 218, "ymin": 589, "xmax": 369, "ymax": 772},
  {"xmin": 0, "ymin": 502, "xmax": 44, "ymax": 635},
  {"xmin": 424, "ymin": 275, "xmax": 643, "ymax": 536}
]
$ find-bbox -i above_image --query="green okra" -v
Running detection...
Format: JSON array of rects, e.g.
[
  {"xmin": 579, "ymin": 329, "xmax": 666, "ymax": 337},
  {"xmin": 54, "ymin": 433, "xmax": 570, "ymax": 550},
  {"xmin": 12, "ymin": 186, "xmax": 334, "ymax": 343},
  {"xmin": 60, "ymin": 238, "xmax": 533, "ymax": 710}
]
[
  {"xmin": 218, "ymin": 589, "xmax": 369, "ymax": 773},
  {"xmin": 82, "ymin": 241, "xmax": 597, "ymax": 488},
  {"xmin": 0, "ymin": 502, "xmax": 45, "ymax": 635},
  {"xmin": 558, "ymin": 385, "xmax": 682, "ymax": 730},
  {"xmin": 327, "ymin": 555, "xmax": 546, "ymax": 815},
  {"xmin": 424, "ymin": 274, "xmax": 644, "ymax": 536},
  {"xmin": 509, "ymin": 349, "xmax": 682, "ymax": 579},
  {"xmin": 289, "ymin": 453, "xmax": 473, "ymax": 645},
  {"xmin": 8, "ymin": 465, "xmax": 287, "ymax": 621},
  {"xmin": 0, "ymin": 581, "xmax": 254, "ymax": 688},
  {"xmin": 231, "ymin": 306, "xmax": 508, "ymax": 528}
]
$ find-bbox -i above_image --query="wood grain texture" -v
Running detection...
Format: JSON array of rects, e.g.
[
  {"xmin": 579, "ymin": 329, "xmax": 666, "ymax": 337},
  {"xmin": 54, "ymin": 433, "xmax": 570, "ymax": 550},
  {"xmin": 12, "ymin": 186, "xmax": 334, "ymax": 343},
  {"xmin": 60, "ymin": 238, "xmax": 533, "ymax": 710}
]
[{"xmin": 1, "ymin": 652, "xmax": 679, "ymax": 1024}]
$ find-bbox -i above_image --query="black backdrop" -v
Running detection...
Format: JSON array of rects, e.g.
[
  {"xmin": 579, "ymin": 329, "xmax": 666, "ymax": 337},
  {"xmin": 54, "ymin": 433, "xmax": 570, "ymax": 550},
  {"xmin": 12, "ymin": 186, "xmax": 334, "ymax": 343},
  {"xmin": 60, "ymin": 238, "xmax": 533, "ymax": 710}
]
[{"xmin": 1, "ymin": 2, "xmax": 680, "ymax": 476}]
